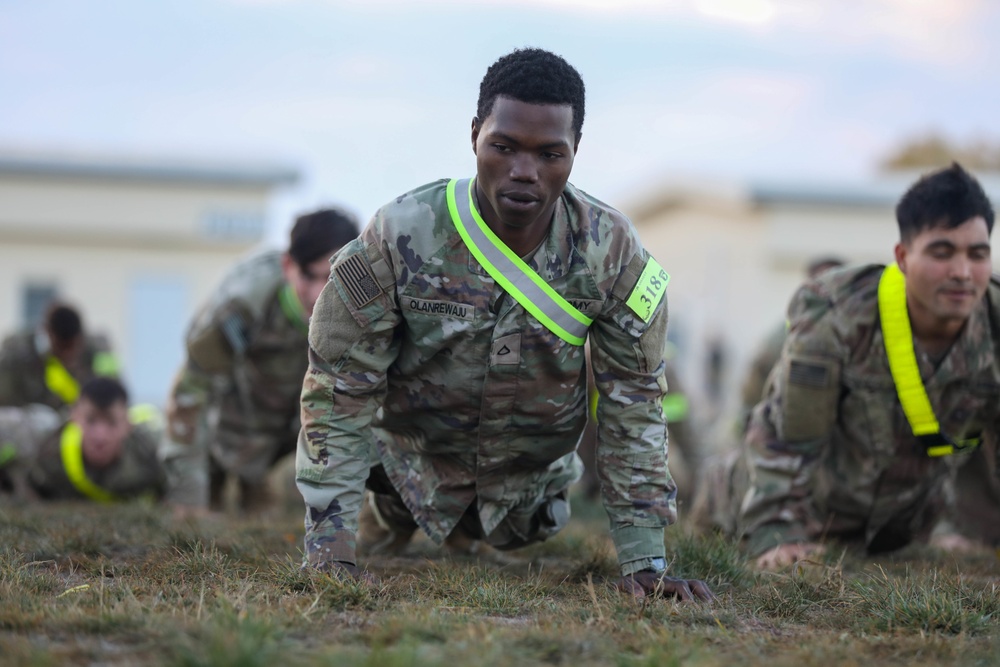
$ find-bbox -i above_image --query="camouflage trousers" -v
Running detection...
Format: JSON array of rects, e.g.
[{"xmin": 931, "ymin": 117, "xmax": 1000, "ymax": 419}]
[
  {"xmin": 366, "ymin": 465, "xmax": 570, "ymax": 550},
  {"xmin": 947, "ymin": 444, "xmax": 1000, "ymax": 546},
  {"xmin": 162, "ymin": 365, "xmax": 298, "ymax": 510},
  {"xmin": 690, "ymin": 448, "xmax": 945, "ymax": 555}
]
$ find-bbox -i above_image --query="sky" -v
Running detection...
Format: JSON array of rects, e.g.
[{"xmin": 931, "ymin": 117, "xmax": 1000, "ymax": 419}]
[{"xmin": 2, "ymin": 0, "xmax": 999, "ymax": 241}]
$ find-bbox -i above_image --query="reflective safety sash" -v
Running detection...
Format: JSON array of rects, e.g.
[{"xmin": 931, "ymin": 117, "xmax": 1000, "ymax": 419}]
[
  {"xmin": 0, "ymin": 442, "xmax": 16, "ymax": 467},
  {"xmin": 60, "ymin": 423, "xmax": 119, "ymax": 503},
  {"xmin": 446, "ymin": 178, "xmax": 593, "ymax": 346},
  {"xmin": 279, "ymin": 283, "xmax": 309, "ymax": 335},
  {"xmin": 92, "ymin": 351, "xmax": 119, "ymax": 377},
  {"xmin": 878, "ymin": 263, "xmax": 978, "ymax": 457},
  {"xmin": 45, "ymin": 355, "xmax": 80, "ymax": 405},
  {"xmin": 662, "ymin": 393, "xmax": 689, "ymax": 423}
]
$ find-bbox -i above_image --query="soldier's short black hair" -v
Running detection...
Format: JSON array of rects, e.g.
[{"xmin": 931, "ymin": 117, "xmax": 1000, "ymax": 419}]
[
  {"xmin": 896, "ymin": 162, "xmax": 995, "ymax": 243},
  {"xmin": 477, "ymin": 48, "xmax": 586, "ymax": 140},
  {"xmin": 79, "ymin": 377, "xmax": 128, "ymax": 411},
  {"xmin": 44, "ymin": 303, "xmax": 83, "ymax": 345},
  {"xmin": 288, "ymin": 208, "xmax": 359, "ymax": 270}
]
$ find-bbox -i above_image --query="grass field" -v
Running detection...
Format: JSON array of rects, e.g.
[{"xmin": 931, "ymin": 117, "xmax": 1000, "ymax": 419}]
[{"xmin": 2, "ymin": 490, "xmax": 999, "ymax": 667}]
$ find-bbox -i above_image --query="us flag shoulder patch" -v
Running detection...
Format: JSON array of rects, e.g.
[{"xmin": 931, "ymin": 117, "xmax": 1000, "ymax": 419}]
[
  {"xmin": 334, "ymin": 254, "xmax": 382, "ymax": 308},
  {"xmin": 788, "ymin": 360, "xmax": 830, "ymax": 388}
]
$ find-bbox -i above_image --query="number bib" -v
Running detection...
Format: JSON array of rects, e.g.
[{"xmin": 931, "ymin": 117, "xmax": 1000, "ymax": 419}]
[{"xmin": 625, "ymin": 257, "xmax": 670, "ymax": 323}]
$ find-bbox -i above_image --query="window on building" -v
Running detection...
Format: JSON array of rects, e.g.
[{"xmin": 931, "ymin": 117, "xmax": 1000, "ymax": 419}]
[{"xmin": 22, "ymin": 283, "xmax": 58, "ymax": 330}]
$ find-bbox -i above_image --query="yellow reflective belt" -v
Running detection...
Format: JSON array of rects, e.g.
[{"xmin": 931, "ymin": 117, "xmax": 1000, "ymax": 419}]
[
  {"xmin": 447, "ymin": 178, "xmax": 592, "ymax": 346},
  {"xmin": 279, "ymin": 283, "xmax": 309, "ymax": 335},
  {"xmin": 662, "ymin": 393, "xmax": 689, "ymax": 422},
  {"xmin": 92, "ymin": 351, "xmax": 119, "ymax": 377},
  {"xmin": 128, "ymin": 403, "xmax": 163, "ymax": 429},
  {"xmin": 878, "ymin": 263, "xmax": 973, "ymax": 457},
  {"xmin": 45, "ymin": 355, "xmax": 80, "ymax": 405},
  {"xmin": 0, "ymin": 442, "xmax": 16, "ymax": 467},
  {"xmin": 60, "ymin": 423, "xmax": 118, "ymax": 503}
]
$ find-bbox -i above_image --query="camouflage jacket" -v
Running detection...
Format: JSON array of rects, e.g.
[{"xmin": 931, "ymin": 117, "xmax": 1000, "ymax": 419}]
[
  {"xmin": 23, "ymin": 418, "xmax": 165, "ymax": 501},
  {"xmin": 740, "ymin": 264, "xmax": 1000, "ymax": 556},
  {"xmin": 740, "ymin": 321, "xmax": 787, "ymax": 419},
  {"xmin": 0, "ymin": 404, "xmax": 63, "ymax": 497},
  {"xmin": 298, "ymin": 178, "xmax": 676, "ymax": 574},
  {"xmin": 160, "ymin": 250, "xmax": 310, "ymax": 505},
  {"xmin": 0, "ymin": 331, "xmax": 118, "ymax": 411}
]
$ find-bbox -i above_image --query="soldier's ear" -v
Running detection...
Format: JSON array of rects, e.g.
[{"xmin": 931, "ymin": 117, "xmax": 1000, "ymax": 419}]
[
  {"xmin": 893, "ymin": 242, "xmax": 907, "ymax": 273},
  {"xmin": 471, "ymin": 117, "xmax": 481, "ymax": 155}
]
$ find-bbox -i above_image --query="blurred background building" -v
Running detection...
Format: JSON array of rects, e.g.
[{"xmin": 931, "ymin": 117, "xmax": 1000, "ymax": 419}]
[{"xmin": 0, "ymin": 152, "xmax": 298, "ymax": 406}]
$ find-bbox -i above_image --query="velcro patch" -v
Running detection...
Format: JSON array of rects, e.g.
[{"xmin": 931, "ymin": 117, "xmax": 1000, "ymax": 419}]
[
  {"xmin": 625, "ymin": 257, "xmax": 670, "ymax": 323},
  {"xmin": 788, "ymin": 360, "xmax": 830, "ymax": 388},
  {"xmin": 220, "ymin": 312, "xmax": 249, "ymax": 355},
  {"xmin": 334, "ymin": 254, "xmax": 382, "ymax": 309}
]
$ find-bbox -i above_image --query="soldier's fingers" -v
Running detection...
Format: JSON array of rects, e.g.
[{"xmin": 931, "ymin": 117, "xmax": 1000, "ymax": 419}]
[
  {"xmin": 659, "ymin": 578, "xmax": 694, "ymax": 601},
  {"xmin": 687, "ymin": 579, "xmax": 715, "ymax": 602},
  {"xmin": 613, "ymin": 576, "xmax": 647, "ymax": 599}
]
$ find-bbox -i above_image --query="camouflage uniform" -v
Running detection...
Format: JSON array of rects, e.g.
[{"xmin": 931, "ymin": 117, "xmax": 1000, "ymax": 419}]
[
  {"xmin": 579, "ymin": 360, "xmax": 699, "ymax": 505},
  {"xmin": 297, "ymin": 179, "xmax": 677, "ymax": 576},
  {"xmin": 160, "ymin": 250, "xmax": 310, "ymax": 509},
  {"xmin": 0, "ymin": 331, "xmax": 118, "ymax": 411},
  {"xmin": 738, "ymin": 321, "xmax": 787, "ymax": 428},
  {"xmin": 28, "ymin": 418, "xmax": 165, "ymax": 501},
  {"xmin": 696, "ymin": 264, "xmax": 1000, "ymax": 556},
  {"xmin": 0, "ymin": 404, "xmax": 63, "ymax": 497}
]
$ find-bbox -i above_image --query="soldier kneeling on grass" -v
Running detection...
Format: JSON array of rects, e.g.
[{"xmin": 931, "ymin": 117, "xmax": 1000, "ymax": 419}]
[
  {"xmin": 0, "ymin": 377, "xmax": 165, "ymax": 502},
  {"xmin": 693, "ymin": 163, "xmax": 1000, "ymax": 568},
  {"xmin": 295, "ymin": 47, "xmax": 712, "ymax": 602}
]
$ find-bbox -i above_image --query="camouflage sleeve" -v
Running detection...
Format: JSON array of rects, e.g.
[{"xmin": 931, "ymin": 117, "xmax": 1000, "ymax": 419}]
[
  {"xmin": 296, "ymin": 238, "xmax": 401, "ymax": 568},
  {"xmin": 158, "ymin": 364, "xmax": 214, "ymax": 507},
  {"xmin": 588, "ymin": 257, "xmax": 675, "ymax": 575},
  {"xmin": 0, "ymin": 341, "xmax": 25, "ymax": 406},
  {"xmin": 27, "ymin": 432, "xmax": 69, "ymax": 500},
  {"xmin": 738, "ymin": 281, "xmax": 844, "ymax": 556},
  {"xmin": 133, "ymin": 425, "xmax": 169, "ymax": 500}
]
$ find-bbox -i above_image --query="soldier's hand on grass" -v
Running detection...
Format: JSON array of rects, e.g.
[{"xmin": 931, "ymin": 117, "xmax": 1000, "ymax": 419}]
[
  {"xmin": 314, "ymin": 560, "xmax": 380, "ymax": 585},
  {"xmin": 755, "ymin": 542, "xmax": 825, "ymax": 570},
  {"xmin": 614, "ymin": 571, "xmax": 715, "ymax": 602}
]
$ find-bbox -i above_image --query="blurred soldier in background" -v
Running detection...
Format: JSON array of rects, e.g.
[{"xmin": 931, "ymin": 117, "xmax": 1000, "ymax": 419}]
[
  {"xmin": 737, "ymin": 256, "xmax": 844, "ymax": 432},
  {"xmin": 0, "ymin": 377, "xmax": 164, "ymax": 502},
  {"xmin": 160, "ymin": 209, "xmax": 358, "ymax": 516},
  {"xmin": 694, "ymin": 163, "xmax": 1000, "ymax": 567},
  {"xmin": 0, "ymin": 302, "xmax": 119, "ymax": 411}
]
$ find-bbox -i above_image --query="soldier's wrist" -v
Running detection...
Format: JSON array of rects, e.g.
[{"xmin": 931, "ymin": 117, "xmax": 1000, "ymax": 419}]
[
  {"xmin": 621, "ymin": 557, "xmax": 667, "ymax": 577},
  {"xmin": 304, "ymin": 528, "xmax": 358, "ymax": 567}
]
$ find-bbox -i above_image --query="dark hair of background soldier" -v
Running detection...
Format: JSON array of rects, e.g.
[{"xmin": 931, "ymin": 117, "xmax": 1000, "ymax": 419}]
[
  {"xmin": 45, "ymin": 304, "xmax": 83, "ymax": 345},
  {"xmin": 79, "ymin": 377, "xmax": 129, "ymax": 411},
  {"xmin": 288, "ymin": 208, "xmax": 359, "ymax": 270},
  {"xmin": 476, "ymin": 48, "xmax": 586, "ymax": 140},
  {"xmin": 896, "ymin": 162, "xmax": 995, "ymax": 243}
]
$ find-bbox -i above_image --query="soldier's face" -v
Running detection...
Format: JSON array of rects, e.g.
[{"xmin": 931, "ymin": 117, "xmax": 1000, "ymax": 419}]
[
  {"xmin": 283, "ymin": 254, "xmax": 335, "ymax": 318},
  {"xmin": 895, "ymin": 216, "xmax": 992, "ymax": 328},
  {"xmin": 72, "ymin": 398, "xmax": 130, "ymax": 469},
  {"xmin": 471, "ymin": 96, "xmax": 578, "ymax": 234}
]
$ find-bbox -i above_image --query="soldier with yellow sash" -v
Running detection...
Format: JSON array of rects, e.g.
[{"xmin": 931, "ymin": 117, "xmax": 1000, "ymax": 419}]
[
  {"xmin": 296, "ymin": 48, "xmax": 712, "ymax": 601},
  {"xmin": 693, "ymin": 163, "xmax": 1000, "ymax": 567},
  {"xmin": 0, "ymin": 377, "xmax": 164, "ymax": 502},
  {"xmin": 160, "ymin": 209, "xmax": 358, "ymax": 515},
  {"xmin": 0, "ymin": 303, "xmax": 119, "ymax": 411}
]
